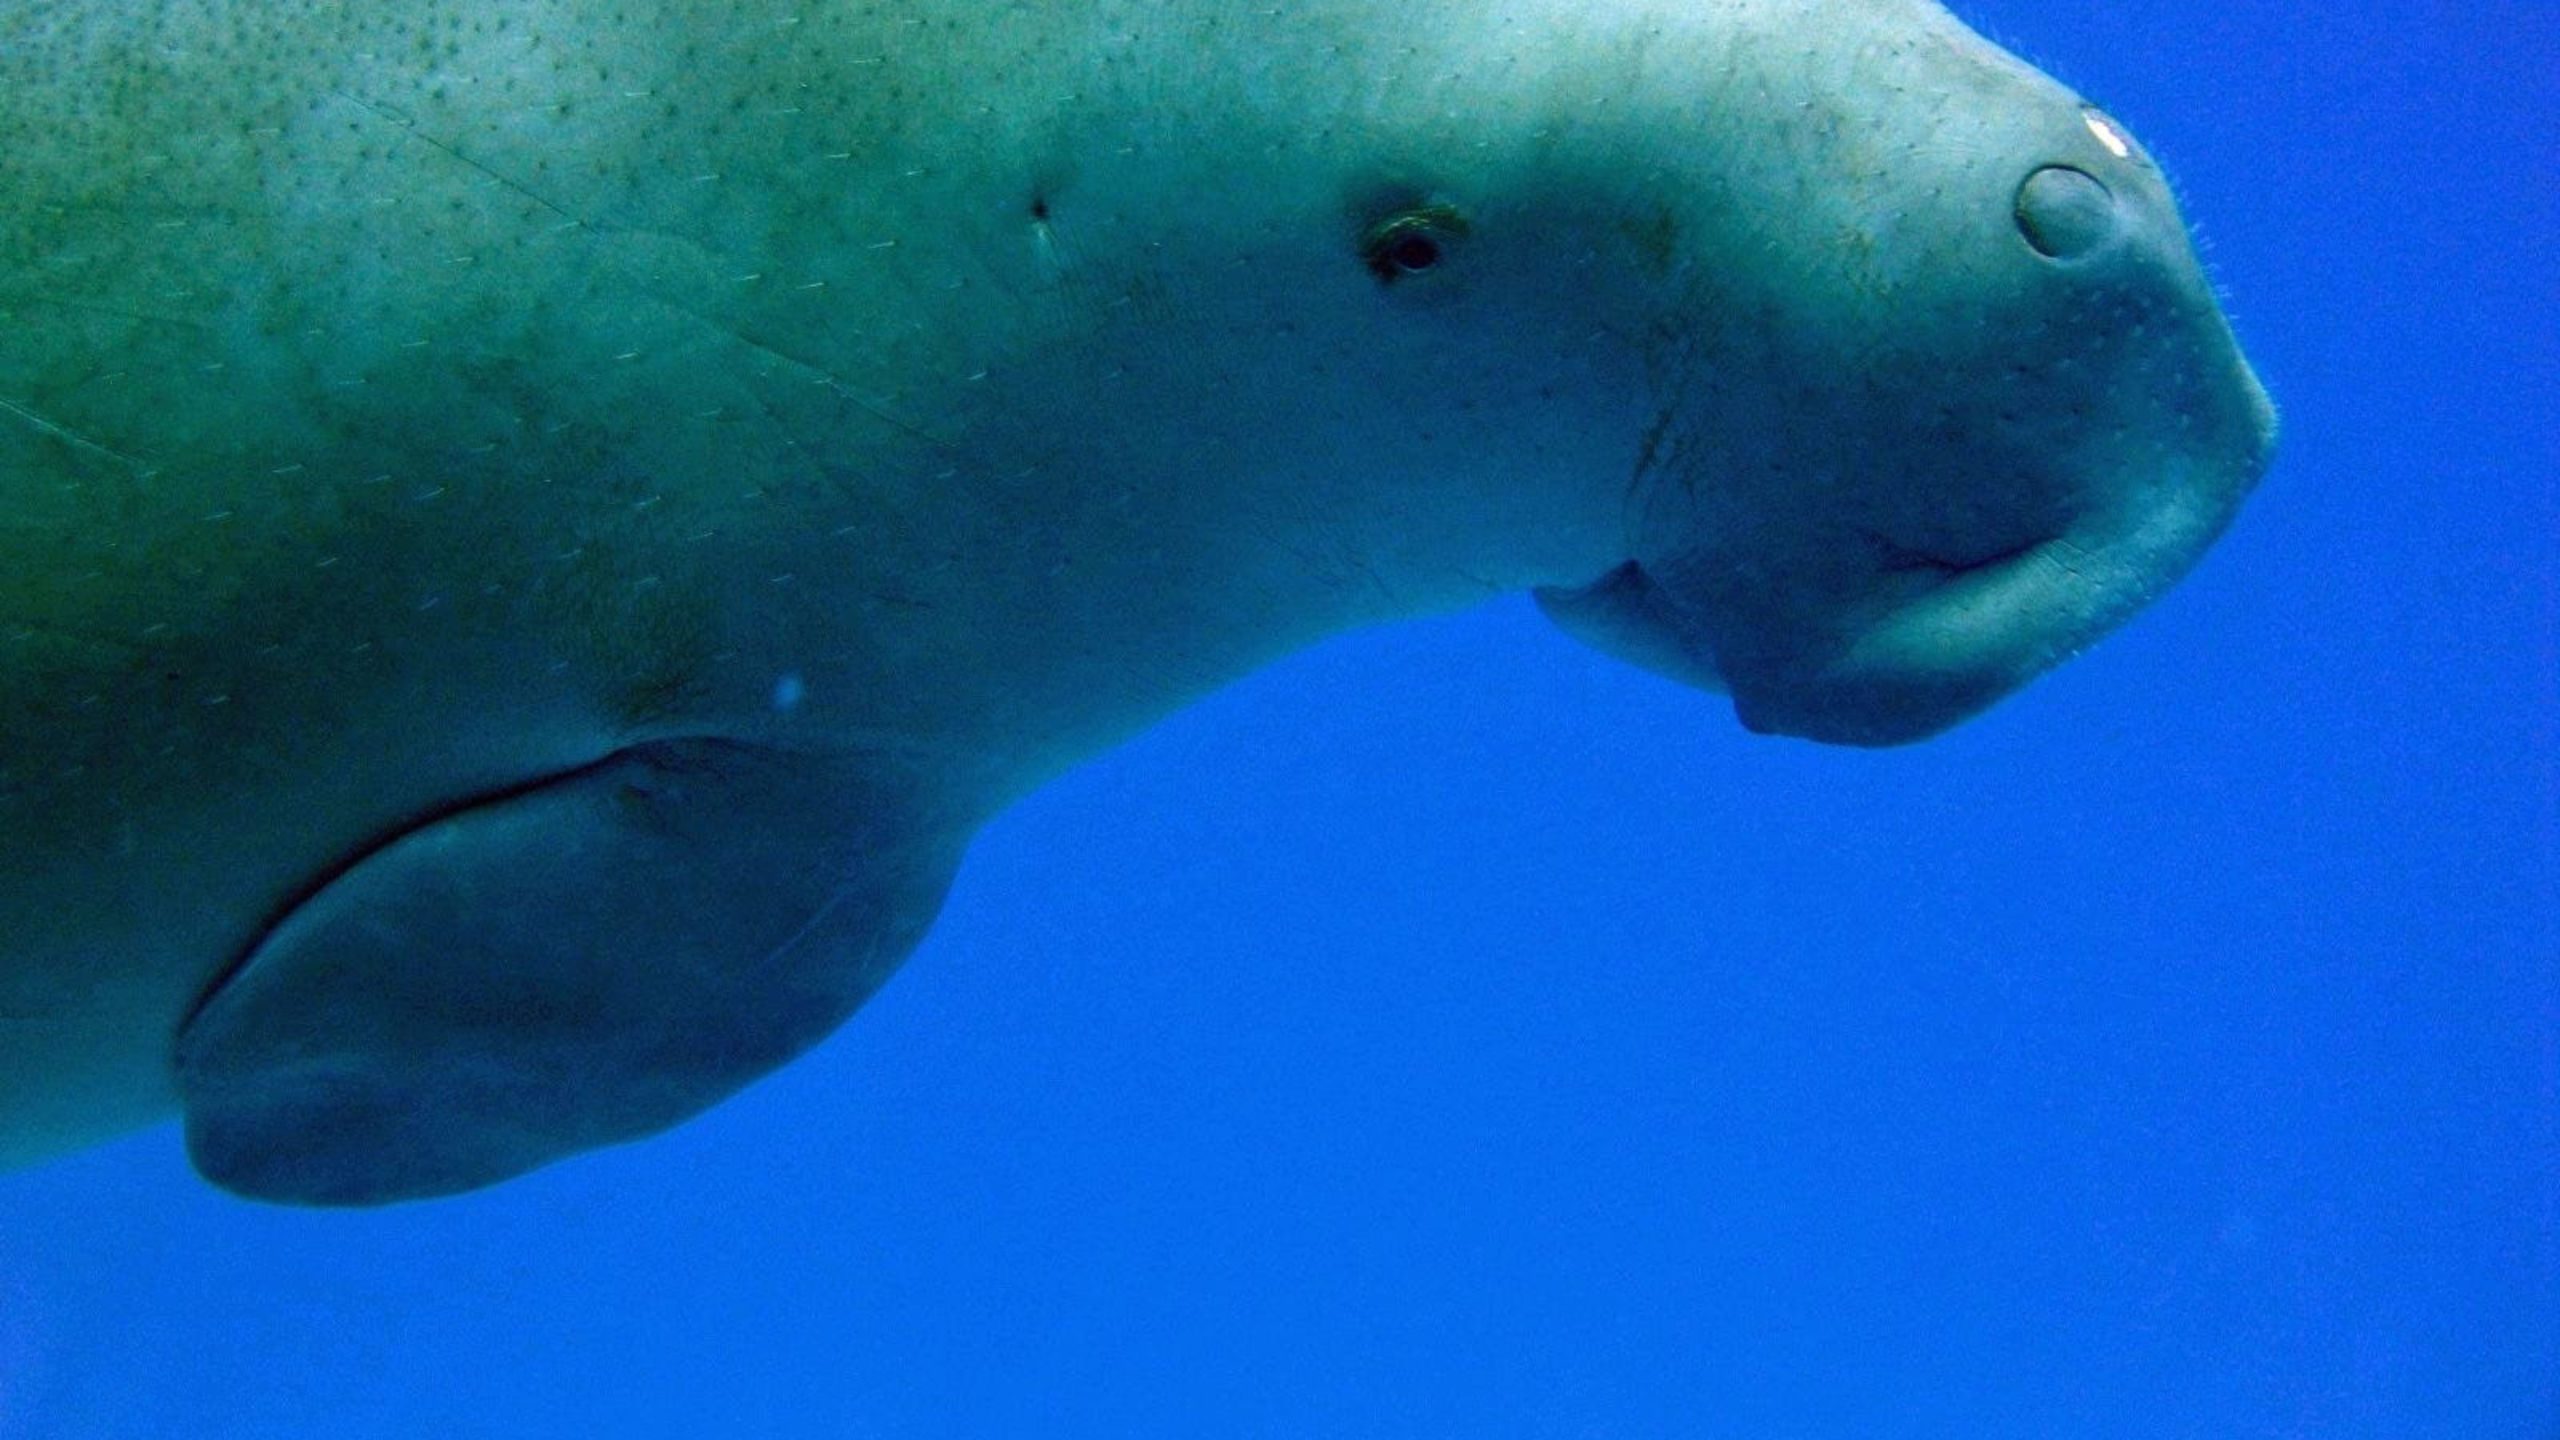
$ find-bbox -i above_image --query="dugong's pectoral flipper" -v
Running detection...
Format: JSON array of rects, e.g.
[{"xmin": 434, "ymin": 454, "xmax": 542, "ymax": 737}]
[{"xmin": 172, "ymin": 742, "xmax": 959, "ymax": 1205}]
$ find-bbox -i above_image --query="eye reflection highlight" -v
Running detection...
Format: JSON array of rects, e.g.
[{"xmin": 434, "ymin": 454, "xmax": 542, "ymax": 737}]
[{"xmin": 2083, "ymin": 110, "xmax": 2134, "ymax": 159}]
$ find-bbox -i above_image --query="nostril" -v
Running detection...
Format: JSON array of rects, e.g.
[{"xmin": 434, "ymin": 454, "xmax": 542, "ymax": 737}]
[{"xmin": 2015, "ymin": 166, "xmax": 2118, "ymax": 260}]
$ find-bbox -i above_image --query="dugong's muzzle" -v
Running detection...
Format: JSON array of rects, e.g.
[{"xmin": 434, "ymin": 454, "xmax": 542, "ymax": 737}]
[
  {"xmin": 1543, "ymin": 86, "xmax": 2279, "ymax": 747},
  {"xmin": 1722, "ymin": 420, "xmax": 2278, "ymax": 747}
]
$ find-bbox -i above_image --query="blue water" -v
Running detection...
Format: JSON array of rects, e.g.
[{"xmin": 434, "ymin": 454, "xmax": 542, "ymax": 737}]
[{"xmin": 3, "ymin": 0, "xmax": 2553, "ymax": 1435}]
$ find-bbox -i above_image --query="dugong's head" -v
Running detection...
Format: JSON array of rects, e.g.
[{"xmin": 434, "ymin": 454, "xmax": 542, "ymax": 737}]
[
  {"xmin": 1518, "ymin": 3, "xmax": 2283, "ymax": 744},
  {"xmin": 1076, "ymin": 0, "xmax": 2276, "ymax": 746}
]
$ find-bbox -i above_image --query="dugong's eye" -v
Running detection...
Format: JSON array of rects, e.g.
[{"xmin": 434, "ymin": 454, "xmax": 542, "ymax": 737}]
[{"xmin": 1360, "ymin": 204, "xmax": 1470, "ymax": 283}]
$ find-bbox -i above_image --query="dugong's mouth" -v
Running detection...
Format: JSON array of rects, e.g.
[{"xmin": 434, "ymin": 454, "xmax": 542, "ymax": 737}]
[
  {"xmin": 1728, "ymin": 442, "xmax": 2275, "ymax": 747},
  {"xmin": 1725, "ymin": 533, "xmax": 2123, "ymax": 746},
  {"xmin": 1541, "ymin": 361, "xmax": 2278, "ymax": 749}
]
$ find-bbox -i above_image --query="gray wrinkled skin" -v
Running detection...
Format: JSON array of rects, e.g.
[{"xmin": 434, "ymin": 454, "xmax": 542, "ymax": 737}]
[{"xmin": 0, "ymin": 0, "xmax": 2274, "ymax": 1202}]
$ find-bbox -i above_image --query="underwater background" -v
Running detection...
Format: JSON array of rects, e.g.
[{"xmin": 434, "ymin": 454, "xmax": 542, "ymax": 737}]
[{"xmin": 2, "ymin": 0, "xmax": 2552, "ymax": 1434}]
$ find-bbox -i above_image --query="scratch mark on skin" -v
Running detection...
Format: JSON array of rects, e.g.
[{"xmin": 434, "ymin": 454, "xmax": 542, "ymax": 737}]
[
  {"xmin": 1626, "ymin": 405, "xmax": 1676, "ymax": 522},
  {"xmin": 1626, "ymin": 313, "xmax": 1710, "ymax": 552},
  {"xmin": 329, "ymin": 91, "xmax": 591, "ymax": 229},
  {"xmin": 2, "ymin": 616, "xmax": 150, "ymax": 657},
  {"xmin": 658, "ymin": 298, "xmax": 958, "ymax": 450},
  {"xmin": 0, "ymin": 397, "xmax": 151, "ymax": 473},
  {"xmin": 325, "ymin": 92, "xmax": 949, "ymax": 455},
  {"xmin": 2047, "ymin": 536, "xmax": 2098, "ymax": 582},
  {"xmin": 699, "ymin": 353, "xmax": 834, "ymax": 500},
  {"xmin": 0, "ymin": 295, "xmax": 210, "ymax": 331},
  {"xmin": 1357, "ymin": 561, "xmax": 1400, "ymax": 612}
]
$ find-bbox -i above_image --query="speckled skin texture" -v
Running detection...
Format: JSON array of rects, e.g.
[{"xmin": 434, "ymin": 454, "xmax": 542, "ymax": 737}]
[{"xmin": 0, "ymin": 0, "xmax": 2272, "ymax": 1198}]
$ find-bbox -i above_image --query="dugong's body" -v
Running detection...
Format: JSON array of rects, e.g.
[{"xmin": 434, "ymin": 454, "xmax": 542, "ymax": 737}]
[{"xmin": 0, "ymin": 0, "xmax": 2274, "ymax": 1202}]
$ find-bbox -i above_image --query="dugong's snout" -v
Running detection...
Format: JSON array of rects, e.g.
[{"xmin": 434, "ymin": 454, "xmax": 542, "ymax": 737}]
[
  {"xmin": 1540, "ymin": 68, "xmax": 2279, "ymax": 747},
  {"xmin": 1719, "ymin": 138, "xmax": 2280, "ymax": 747},
  {"xmin": 1590, "ymin": 321, "xmax": 2275, "ymax": 750},
  {"xmin": 1722, "ymin": 439, "xmax": 2278, "ymax": 748}
]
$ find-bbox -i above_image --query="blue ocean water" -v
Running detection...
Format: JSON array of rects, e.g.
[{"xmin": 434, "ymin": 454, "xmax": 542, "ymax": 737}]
[{"xmin": 3, "ymin": 0, "xmax": 2553, "ymax": 1435}]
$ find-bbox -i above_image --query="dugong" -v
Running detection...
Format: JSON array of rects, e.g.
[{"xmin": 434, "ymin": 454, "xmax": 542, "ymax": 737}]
[{"xmin": 0, "ymin": 0, "xmax": 2276, "ymax": 1204}]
